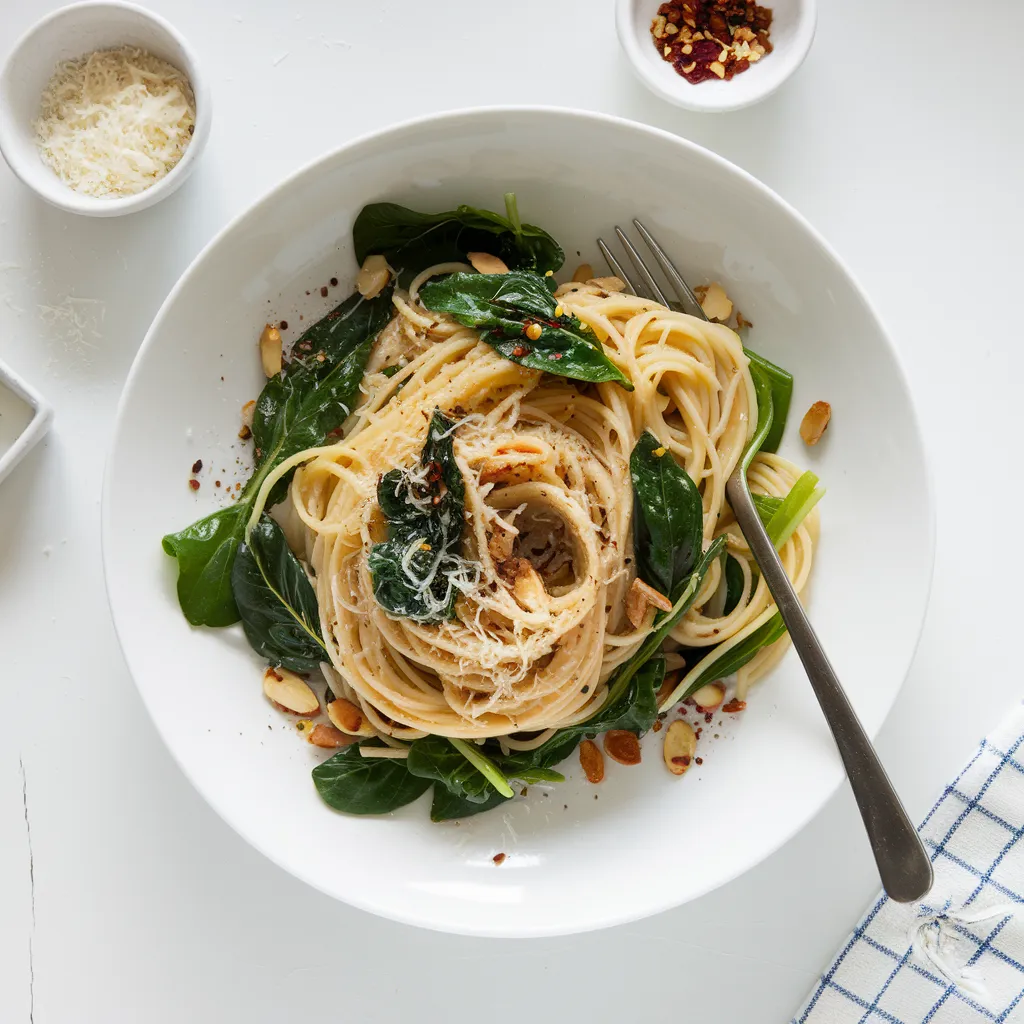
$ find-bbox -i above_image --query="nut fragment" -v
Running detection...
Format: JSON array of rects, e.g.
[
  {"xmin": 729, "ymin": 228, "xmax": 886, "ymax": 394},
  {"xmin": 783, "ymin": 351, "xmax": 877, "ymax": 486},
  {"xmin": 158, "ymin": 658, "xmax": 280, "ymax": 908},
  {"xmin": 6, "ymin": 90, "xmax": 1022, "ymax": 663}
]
[
  {"xmin": 356, "ymin": 254, "xmax": 391, "ymax": 299},
  {"xmin": 326, "ymin": 697, "xmax": 373, "ymax": 736},
  {"xmin": 604, "ymin": 729, "xmax": 642, "ymax": 766},
  {"xmin": 800, "ymin": 401, "xmax": 832, "ymax": 446},
  {"xmin": 241, "ymin": 399, "xmax": 256, "ymax": 430},
  {"xmin": 467, "ymin": 251, "xmax": 509, "ymax": 275},
  {"xmin": 308, "ymin": 723, "xmax": 355, "ymax": 749},
  {"xmin": 656, "ymin": 670, "xmax": 681, "ymax": 707},
  {"xmin": 263, "ymin": 667, "xmax": 320, "ymax": 716},
  {"xmin": 700, "ymin": 282, "xmax": 733, "ymax": 321},
  {"xmin": 626, "ymin": 577, "xmax": 673, "ymax": 629},
  {"xmin": 259, "ymin": 324, "xmax": 282, "ymax": 378},
  {"xmin": 589, "ymin": 276, "xmax": 625, "ymax": 294},
  {"xmin": 579, "ymin": 739, "xmax": 605, "ymax": 783},
  {"xmin": 722, "ymin": 698, "xmax": 747, "ymax": 713},
  {"xmin": 691, "ymin": 681, "xmax": 725, "ymax": 710},
  {"xmin": 663, "ymin": 719, "xmax": 697, "ymax": 775},
  {"xmin": 498, "ymin": 557, "xmax": 548, "ymax": 611},
  {"xmin": 572, "ymin": 263, "xmax": 594, "ymax": 283}
]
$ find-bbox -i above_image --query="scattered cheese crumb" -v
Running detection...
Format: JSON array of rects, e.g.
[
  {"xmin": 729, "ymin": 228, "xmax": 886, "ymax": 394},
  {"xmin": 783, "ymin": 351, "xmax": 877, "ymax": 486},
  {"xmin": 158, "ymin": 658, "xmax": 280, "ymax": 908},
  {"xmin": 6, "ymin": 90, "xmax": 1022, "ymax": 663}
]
[{"xmin": 35, "ymin": 47, "xmax": 196, "ymax": 198}]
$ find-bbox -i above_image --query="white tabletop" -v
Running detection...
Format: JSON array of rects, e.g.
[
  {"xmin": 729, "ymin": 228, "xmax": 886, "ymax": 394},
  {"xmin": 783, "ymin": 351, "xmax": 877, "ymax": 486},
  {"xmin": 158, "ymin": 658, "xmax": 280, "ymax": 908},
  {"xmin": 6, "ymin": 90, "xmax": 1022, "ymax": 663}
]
[{"xmin": 1, "ymin": 1, "xmax": 1019, "ymax": 1020}]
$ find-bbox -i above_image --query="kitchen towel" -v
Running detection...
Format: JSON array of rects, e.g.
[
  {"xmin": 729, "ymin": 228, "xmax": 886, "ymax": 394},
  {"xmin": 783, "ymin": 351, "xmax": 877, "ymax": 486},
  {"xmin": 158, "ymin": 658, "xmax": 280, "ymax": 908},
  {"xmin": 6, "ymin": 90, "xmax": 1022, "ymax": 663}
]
[{"xmin": 794, "ymin": 702, "xmax": 1024, "ymax": 1023}]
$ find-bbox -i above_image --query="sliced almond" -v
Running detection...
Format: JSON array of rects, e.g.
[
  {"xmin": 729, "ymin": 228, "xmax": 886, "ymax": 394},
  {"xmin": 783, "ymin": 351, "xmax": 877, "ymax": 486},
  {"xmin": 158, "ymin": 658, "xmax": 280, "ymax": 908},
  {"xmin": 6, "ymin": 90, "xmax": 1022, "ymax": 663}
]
[
  {"xmin": 656, "ymin": 670, "xmax": 681, "ymax": 707},
  {"xmin": 579, "ymin": 739, "xmax": 604, "ymax": 783},
  {"xmin": 507, "ymin": 559, "xmax": 548, "ymax": 611},
  {"xmin": 241, "ymin": 399, "xmax": 256, "ymax": 429},
  {"xmin": 603, "ymin": 729, "xmax": 642, "ymax": 766},
  {"xmin": 263, "ymin": 667, "xmax": 320, "ymax": 716},
  {"xmin": 589, "ymin": 276, "xmax": 625, "ymax": 294},
  {"xmin": 572, "ymin": 263, "xmax": 594, "ymax": 283},
  {"xmin": 626, "ymin": 577, "xmax": 673, "ymax": 629},
  {"xmin": 326, "ymin": 697, "xmax": 374, "ymax": 736},
  {"xmin": 308, "ymin": 723, "xmax": 356, "ymax": 749},
  {"xmin": 356, "ymin": 254, "xmax": 391, "ymax": 299},
  {"xmin": 800, "ymin": 401, "xmax": 832, "ymax": 446},
  {"xmin": 691, "ymin": 681, "xmax": 725, "ymax": 711},
  {"xmin": 700, "ymin": 282, "xmax": 733, "ymax": 321},
  {"xmin": 467, "ymin": 252, "xmax": 509, "ymax": 275},
  {"xmin": 663, "ymin": 719, "xmax": 697, "ymax": 775},
  {"xmin": 259, "ymin": 324, "xmax": 282, "ymax": 378}
]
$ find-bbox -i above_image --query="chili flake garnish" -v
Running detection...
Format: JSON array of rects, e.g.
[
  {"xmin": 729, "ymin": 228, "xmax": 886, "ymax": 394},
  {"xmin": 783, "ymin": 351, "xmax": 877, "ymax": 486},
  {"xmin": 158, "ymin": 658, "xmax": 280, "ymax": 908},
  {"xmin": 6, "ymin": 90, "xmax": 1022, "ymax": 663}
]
[{"xmin": 651, "ymin": 1, "xmax": 773, "ymax": 84}]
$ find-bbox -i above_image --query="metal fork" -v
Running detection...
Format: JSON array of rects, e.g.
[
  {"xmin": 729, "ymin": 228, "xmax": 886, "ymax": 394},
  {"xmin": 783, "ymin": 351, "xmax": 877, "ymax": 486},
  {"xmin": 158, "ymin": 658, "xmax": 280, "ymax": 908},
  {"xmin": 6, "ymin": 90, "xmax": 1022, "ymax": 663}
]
[{"xmin": 601, "ymin": 222, "xmax": 933, "ymax": 904}]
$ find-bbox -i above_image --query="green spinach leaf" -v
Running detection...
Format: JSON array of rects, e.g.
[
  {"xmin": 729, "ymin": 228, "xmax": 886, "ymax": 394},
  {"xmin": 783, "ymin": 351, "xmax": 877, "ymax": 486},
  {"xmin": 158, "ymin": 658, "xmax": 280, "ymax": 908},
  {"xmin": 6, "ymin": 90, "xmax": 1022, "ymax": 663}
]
[
  {"xmin": 407, "ymin": 735, "xmax": 510, "ymax": 804},
  {"xmin": 353, "ymin": 193, "xmax": 563, "ymax": 285},
  {"xmin": 681, "ymin": 614, "xmax": 788, "ymax": 700},
  {"xmin": 162, "ymin": 288, "xmax": 393, "ymax": 627},
  {"xmin": 723, "ymin": 553, "xmax": 745, "ymax": 616},
  {"xmin": 419, "ymin": 271, "xmax": 632, "ymax": 389},
  {"xmin": 745, "ymin": 349, "xmax": 792, "ymax": 454},
  {"xmin": 368, "ymin": 409, "xmax": 477, "ymax": 623},
  {"xmin": 231, "ymin": 515, "xmax": 326, "ymax": 672},
  {"xmin": 312, "ymin": 742, "xmax": 431, "ymax": 815},
  {"xmin": 430, "ymin": 784, "xmax": 510, "ymax": 823},
  {"xmin": 630, "ymin": 432, "xmax": 704, "ymax": 601}
]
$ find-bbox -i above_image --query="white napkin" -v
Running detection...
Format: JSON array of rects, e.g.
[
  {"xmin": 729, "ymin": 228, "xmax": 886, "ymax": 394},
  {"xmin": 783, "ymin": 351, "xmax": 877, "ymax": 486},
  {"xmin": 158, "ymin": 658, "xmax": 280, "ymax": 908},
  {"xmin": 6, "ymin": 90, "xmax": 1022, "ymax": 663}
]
[{"xmin": 793, "ymin": 702, "xmax": 1024, "ymax": 1023}]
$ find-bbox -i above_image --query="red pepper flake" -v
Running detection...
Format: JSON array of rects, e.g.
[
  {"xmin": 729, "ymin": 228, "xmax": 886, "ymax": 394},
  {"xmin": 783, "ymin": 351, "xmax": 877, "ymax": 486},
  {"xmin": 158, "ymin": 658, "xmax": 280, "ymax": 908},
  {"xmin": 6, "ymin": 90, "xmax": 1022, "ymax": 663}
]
[
  {"xmin": 215, "ymin": 480, "xmax": 222, "ymax": 488},
  {"xmin": 492, "ymin": 852, "xmax": 507, "ymax": 865},
  {"xmin": 279, "ymin": 320, "xmax": 288, "ymax": 330},
  {"xmin": 238, "ymin": 425, "xmax": 252, "ymax": 441},
  {"xmin": 191, "ymin": 459, "xmax": 203, "ymax": 474},
  {"xmin": 671, "ymin": 755, "xmax": 691, "ymax": 766},
  {"xmin": 511, "ymin": 345, "xmax": 530, "ymax": 357},
  {"xmin": 320, "ymin": 286, "xmax": 329, "ymax": 298},
  {"xmin": 188, "ymin": 479, "xmax": 200, "ymax": 491},
  {"xmin": 651, "ymin": 0, "xmax": 773, "ymax": 85},
  {"xmin": 695, "ymin": 756, "xmax": 704, "ymax": 765},
  {"xmin": 329, "ymin": 277, "xmax": 338, "ymax": 287},
  {"xmin": 722, "ymin": 698, "xmax": 747, "ymax": 713}
]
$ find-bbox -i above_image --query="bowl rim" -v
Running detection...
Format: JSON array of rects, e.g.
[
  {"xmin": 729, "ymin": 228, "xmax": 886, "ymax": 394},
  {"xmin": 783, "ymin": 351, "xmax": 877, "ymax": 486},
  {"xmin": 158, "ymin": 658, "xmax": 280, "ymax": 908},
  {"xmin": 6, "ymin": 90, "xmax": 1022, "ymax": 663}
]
[
  {"xmin": 102, "ymin": 105, "xmax": 936, "ymax": 936},
  {"xmin": 0, "ymin": 0, "xmax": 212, "ymax": 217},
  {"xmin": 614, "ymin": 0, "xmax": 818, "ymax": 113}
]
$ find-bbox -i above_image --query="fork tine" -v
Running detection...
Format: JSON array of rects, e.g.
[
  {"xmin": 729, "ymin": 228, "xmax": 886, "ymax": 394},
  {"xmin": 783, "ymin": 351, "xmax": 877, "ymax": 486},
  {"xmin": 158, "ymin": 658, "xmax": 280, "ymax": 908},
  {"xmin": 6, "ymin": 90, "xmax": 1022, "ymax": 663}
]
[
  {"xmin": 596, "ymin": 238, "xmax": 639, "ymax": 295},
  {"xmin": 613, "ymin": 227, "xmax": 671, "ymax": 306},
  {"xmin": 632, "ymin": 220, "xmax": 709, "ymax": 320}
]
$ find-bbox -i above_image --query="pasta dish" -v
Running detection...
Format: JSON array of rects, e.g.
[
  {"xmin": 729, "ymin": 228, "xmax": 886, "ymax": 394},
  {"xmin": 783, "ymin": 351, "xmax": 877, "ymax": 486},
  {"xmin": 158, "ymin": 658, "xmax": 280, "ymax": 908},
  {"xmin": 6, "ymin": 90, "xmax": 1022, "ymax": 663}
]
[{"xmin": 162, "ymin": 195, "xmax": 821, "ymax": 820}]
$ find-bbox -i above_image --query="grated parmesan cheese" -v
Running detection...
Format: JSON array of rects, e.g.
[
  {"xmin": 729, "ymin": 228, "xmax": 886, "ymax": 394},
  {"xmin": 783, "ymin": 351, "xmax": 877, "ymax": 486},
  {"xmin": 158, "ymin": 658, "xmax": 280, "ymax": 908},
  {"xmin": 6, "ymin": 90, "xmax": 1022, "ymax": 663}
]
[{"xmin": 34, "ymin": 47, "xmax": 196, "ymax": 198}]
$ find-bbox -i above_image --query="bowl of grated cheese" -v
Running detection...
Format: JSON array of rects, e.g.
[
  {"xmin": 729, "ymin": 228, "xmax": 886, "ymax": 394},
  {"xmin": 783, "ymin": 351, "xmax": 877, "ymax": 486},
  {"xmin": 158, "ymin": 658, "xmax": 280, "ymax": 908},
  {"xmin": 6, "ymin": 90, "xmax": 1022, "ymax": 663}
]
[{"xmin": 0, "ymin": 1, "xmax": 210, "ymax": 216}]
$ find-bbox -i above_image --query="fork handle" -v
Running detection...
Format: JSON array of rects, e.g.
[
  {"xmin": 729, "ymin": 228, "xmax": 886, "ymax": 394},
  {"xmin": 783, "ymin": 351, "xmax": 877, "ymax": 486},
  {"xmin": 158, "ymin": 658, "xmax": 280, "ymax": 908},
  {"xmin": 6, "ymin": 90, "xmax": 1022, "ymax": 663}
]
[{"xmin": 726, "ymin": 473, "xmax": 933, "ymax": 903}]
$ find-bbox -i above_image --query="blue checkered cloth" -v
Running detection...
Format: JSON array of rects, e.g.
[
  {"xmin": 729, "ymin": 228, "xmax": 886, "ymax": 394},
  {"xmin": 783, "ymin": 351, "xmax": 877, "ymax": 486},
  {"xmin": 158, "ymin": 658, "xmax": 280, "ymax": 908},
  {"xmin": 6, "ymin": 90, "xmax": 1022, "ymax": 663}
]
[{"xmin": 793, "ymin": 703, "xmax": 1024, "ymax": 1023}]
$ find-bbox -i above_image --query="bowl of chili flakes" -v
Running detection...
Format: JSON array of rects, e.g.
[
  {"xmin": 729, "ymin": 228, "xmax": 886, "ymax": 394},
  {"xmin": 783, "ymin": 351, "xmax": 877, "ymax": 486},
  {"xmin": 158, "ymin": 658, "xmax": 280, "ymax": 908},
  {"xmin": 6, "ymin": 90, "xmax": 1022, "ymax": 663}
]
[{"xmin": 615, "ymin": 0, "xmax": 816, "ymax": 112}]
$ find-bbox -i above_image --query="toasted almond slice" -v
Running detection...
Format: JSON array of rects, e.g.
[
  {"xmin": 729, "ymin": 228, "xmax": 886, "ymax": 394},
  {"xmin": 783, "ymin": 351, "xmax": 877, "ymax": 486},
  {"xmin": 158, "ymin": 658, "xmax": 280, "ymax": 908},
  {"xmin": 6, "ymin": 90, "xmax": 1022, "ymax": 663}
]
[
  {"xmin": 241, "ymin": 399, "xmax": 256, "ymax": 430},
  {"xmin": 510, "ymin": 559, "xmax": 548, "ymax": 610},
  {"xmin": 700, "ymin": 282, "xmax": 733, "ymax": 321},
  {"xmin": 663, "ymin": 719, "xmax": 697, "ymax": 775},
  {"xmin": 604, "ymin": 729, "xmax": 642, "ymax": 766},
  {"xmin": 722, "ymin": 698, "xmax": 747, "ymax": 713},
  {"xmin": 626, "ymin": 577, "xmax": 673, "ymax": 629},
  {"xmin": 656, "ymin": 670, "xmax": 681, "ymax": 707},
  {"xmin": 327, "ymin": 697, "xmax": 374, "ymax": 736},
  {"xmin": 800, "ymin": 401, "xmax": 832, "ymax": 446},
  {"xmin": 691, "ymin": 681, "xmax": 725, "ymax": 710},
  {"xmin": 589, "ymin": 276, "xmax": 625, "ymax": 294},
  {"xmin": 308, "ymin": 723, "xmax": 356, "ymax": 749},
  {"xmin": 572, "ymin": 262, "xmax": 594, "ymax": 283},
  {"xmin": 263, "ymin": 667, "xmax": 320, "ymax": 716},
  {"xmin": 579, "ymin": 739, "xmax": 605, "ymax": 783},
  {"xmin": 356, "ymin": 254, "xmax": 391, "ymax": 299},
  {"xmin": 467, "ymin": 251, "xmax": 509, "ymax": 275},
  {"xmin": 259, "ymin": 325, "xmax": 282, "ymax": 378}
]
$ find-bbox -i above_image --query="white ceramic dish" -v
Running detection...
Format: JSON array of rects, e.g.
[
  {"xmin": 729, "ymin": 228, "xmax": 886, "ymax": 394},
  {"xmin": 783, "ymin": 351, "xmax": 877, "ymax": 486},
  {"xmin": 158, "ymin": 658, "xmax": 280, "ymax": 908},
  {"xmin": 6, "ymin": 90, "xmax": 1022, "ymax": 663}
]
[
  {"xmin": 616, "ymin": 0, "xmax": 816, "ymax": 112},
  {"xmin": 103, "ymin": 108, "xmax": 933, "ymax": 937},
  {"xmin": 0, "ymin": 1, "xmax": 211, "ymax": 217},
  {"xmin": 0, "ymin": 358, "xmax": 52, "ymax": 485}
]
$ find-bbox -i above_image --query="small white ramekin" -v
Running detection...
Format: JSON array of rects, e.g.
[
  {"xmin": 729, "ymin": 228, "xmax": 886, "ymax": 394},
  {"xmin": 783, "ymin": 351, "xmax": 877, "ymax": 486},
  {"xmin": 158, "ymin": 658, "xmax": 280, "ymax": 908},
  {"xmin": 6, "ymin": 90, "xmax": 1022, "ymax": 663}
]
[
  {"xmin": 615, "ymin": 0, "xmax": 816, "ymax": 113},
  {"xmin": 0, "ymin": 1, "xmax": 211, "ymax": 216}
]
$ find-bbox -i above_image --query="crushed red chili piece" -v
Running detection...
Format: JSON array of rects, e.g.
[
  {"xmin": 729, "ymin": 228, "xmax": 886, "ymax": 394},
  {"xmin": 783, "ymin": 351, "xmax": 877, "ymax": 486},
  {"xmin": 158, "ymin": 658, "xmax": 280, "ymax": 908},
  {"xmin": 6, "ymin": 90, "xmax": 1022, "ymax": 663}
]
[
  {"xmin": 320, "ymin": 286, "xmax": 329, "ymax": 297},
  {"xmin": 191, "ymin": 459, "xmax": 203, "ymax": 474},
  {"xmin": 492, "ymin": 852, "xmax": 507, "ymax": 865},
  {"xmin": 279, "ymin": 320, "xmax": 288, "ymax": 330},
  {"xmin": 511, "ymin": 345, "xmax": 530, "ymax": 357},
  {"xmin": 188, "ymin": 479, "xmax": 200, "ymax": 491},
  {"xmin": 651, "ymin": 0, "xmax": 773, "ymax": 84},
  {"xmin": 329, "ymin": 277, "xmax": 338, "ymax": 287},
  {"xmin": 695, "ymin": 756, "xmax": 704, "ymax": 765},
  {"xmin": 722, "ymin": 698, "xmax": 747, "ymax": 713}
]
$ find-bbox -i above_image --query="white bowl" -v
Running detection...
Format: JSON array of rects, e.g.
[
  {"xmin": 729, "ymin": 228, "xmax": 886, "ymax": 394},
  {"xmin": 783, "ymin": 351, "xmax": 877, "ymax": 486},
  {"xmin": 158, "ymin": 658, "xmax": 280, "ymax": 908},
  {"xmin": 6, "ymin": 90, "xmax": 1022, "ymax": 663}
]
[
  {"xmin": 103, "ymin": 107, "xmax": 933, "ymax": 937},
  {"xmin": 0, "ymin": 359, "xmax": 52, "ymax": 485},
  {"xmin": 0, "ymin": 1, "xmax": 211, "ymax": 217},
  {"xmin": 616, "ymin": 0, "xmax": 816, "ymax": 112}
]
